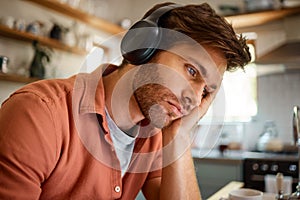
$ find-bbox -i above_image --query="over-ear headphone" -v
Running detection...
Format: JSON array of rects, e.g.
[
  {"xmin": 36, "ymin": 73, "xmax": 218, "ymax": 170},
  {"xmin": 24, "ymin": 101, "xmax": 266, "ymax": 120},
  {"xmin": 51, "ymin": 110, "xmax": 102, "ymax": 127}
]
[{"xmin": 120, "ymin": 4, "xmax": 182, "ymax": 65}]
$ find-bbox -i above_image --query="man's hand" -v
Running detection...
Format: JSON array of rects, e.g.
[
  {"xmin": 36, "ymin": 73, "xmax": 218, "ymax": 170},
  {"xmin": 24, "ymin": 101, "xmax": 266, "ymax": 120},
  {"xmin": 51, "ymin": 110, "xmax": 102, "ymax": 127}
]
[{"xmin": 162, "ymin": 86, "xmax": 219, "ymax": 143}]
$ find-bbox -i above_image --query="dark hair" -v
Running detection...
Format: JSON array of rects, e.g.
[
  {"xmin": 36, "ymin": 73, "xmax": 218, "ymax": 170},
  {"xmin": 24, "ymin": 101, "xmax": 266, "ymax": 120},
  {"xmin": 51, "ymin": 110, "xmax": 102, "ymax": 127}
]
[{"xmin": 121, "ymin": 2, "xmax": 251, "ymax": 71}]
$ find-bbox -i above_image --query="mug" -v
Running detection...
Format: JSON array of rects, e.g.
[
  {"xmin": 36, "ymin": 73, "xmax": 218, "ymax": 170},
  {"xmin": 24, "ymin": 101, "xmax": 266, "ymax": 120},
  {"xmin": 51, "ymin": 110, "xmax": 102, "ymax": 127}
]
[
  {"xmin": 14, "ymin": 19, "xmax": 26, "ymax": 31},
  {"xmin": 0, "ymin": 55, "xmax": 9, "ymax": 73},
  {"xmin": 229, "ymin": 188, "xmax": 263, "ymax": 200}
]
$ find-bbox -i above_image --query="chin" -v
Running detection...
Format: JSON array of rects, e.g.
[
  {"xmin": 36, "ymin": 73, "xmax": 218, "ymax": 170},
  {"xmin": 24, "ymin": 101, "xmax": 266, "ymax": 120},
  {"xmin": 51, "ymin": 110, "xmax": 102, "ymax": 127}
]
[
  {"xmin": 149, "ymin": 116, "xmax": 172, "ymax": 129},
  {"xmin": 147, "ymin": 113, "xmax": 168, "ymax": 129},
  {"xmin": 146, "ymin": 104, "xmax": 166, "ymax": 128}
]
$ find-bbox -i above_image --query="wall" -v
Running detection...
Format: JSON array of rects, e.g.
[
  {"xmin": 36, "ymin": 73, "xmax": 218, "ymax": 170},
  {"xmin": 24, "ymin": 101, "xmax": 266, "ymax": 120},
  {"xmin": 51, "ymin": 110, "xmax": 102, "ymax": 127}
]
[
  {"xmin": 243, "ymin": 71, "xmax": 300, "ymax": 150},
  {"xmin": 92, "ymin": 0, "xmax": 248, "ymax": 38},
  {"xmin": 0, "ymin": 0, "xmax": 122, "ymax": 104},
  {"xmin": 0, "ymin": 81, "xmax": 25, "ymax": 103}
]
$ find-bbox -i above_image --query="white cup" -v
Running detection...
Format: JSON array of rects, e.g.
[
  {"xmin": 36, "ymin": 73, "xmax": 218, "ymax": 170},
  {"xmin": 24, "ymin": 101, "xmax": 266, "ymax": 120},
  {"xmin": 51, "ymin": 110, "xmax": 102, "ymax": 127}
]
[{"xmin": 229, "ymin": 188, "xmax": 263, "ymax": 200}]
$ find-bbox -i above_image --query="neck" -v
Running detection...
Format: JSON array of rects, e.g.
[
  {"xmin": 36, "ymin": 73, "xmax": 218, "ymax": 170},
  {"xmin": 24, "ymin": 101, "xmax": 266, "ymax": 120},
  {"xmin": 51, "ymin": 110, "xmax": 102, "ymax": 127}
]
[
  {"xmin": 103, "ymin": 64, "xmax": 145, "ymax": 131},
  {"xmin": 124, "ymin": 123, "xmax": 140, "ymax": 137}
]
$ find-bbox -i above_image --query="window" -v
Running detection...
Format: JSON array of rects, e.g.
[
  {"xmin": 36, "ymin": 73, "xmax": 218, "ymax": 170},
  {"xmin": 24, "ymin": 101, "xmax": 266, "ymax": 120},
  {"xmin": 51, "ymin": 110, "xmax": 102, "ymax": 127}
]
[{"xmin": 200, "ymin": 33, "xmax": 257, "ymax": 123}]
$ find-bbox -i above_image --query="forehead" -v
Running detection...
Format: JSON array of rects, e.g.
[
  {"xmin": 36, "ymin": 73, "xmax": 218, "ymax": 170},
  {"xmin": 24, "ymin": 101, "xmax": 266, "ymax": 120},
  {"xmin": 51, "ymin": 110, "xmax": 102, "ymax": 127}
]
[{"xmin": 167, "ymin": 43, "xmax": 227, "ymax": 77}]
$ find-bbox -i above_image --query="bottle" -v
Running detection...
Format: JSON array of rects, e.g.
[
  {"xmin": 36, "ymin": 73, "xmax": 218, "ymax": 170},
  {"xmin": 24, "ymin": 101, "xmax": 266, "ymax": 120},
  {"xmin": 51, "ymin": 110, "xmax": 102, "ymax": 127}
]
[{"xmin": 218, "ymin": 132, "xmax": 230, "ymax": 155}]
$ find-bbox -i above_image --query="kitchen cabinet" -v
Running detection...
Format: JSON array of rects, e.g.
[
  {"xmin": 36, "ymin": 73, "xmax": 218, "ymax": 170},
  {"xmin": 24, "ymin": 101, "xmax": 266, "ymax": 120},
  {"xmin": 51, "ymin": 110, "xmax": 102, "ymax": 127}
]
[
  {"xmin": 225, "ymin": 6, "xmax": 300, "ymax": 29},
  {"xmin": 256, "ymin": 41, "xmax": 300, "ymax": 65},
  {"xmin": 193, "ymin": 158, "xmax": 243, "ymax": 199}
]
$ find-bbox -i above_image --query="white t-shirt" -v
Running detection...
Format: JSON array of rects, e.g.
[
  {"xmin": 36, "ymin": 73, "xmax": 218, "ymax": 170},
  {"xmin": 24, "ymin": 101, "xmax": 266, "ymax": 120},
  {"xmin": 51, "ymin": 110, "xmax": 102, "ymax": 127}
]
[{"xmin": 105, "ymin": 109, "xmax": 136, "ymax": 177}]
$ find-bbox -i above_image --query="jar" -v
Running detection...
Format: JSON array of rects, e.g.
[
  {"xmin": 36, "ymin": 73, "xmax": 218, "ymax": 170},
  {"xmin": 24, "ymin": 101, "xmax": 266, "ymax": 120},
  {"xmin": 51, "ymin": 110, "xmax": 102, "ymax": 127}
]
[{"xmin": 256, "ymin": 120, "xmax": 282, "ymax": 152}]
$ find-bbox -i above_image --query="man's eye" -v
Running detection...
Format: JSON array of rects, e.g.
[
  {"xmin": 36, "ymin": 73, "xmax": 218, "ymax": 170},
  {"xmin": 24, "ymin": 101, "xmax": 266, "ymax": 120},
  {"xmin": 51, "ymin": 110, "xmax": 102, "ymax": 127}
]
[{"xmin": 186, "ymin": 65, "xmax": 197, "ymax": 77}]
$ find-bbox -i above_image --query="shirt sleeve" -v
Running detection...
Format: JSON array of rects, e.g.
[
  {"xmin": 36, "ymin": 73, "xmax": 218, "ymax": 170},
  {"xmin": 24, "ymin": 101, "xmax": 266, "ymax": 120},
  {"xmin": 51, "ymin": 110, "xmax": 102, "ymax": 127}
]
[{"xmin": 0, "ymin": 91, "xmax": 58, "ymax": 199}]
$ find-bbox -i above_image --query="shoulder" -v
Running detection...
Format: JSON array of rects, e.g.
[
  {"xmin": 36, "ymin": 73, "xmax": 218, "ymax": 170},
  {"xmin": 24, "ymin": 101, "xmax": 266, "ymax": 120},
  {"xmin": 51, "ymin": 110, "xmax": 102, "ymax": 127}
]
[{"xmin": 11, "ymin": 77, "xmax": 76, "ymax": 104}]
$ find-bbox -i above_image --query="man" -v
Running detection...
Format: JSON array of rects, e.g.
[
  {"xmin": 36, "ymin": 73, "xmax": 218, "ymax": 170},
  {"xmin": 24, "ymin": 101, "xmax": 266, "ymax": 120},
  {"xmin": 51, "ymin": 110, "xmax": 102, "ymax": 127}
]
[{"xmin": 0, "ymin": 2, "xmax": 251, "ymax": 200}]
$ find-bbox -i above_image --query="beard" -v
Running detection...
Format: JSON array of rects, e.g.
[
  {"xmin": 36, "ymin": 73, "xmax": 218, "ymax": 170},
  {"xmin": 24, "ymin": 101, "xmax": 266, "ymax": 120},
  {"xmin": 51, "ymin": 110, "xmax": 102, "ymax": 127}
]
[
  {"xmin": 132, "ymin": 64, "xmax": 182, "ymax": 129},
  {"xmin": 134, "ymin": 83, "xmax": 176, "ymax": 129}
]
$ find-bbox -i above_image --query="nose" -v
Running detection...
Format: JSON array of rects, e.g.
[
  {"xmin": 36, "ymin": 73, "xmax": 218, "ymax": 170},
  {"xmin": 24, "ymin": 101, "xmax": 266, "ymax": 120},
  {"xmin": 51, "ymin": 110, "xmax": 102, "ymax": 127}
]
[{"xmin": 181, "ymin": 88, "xmax": 202, "ymax": 112}]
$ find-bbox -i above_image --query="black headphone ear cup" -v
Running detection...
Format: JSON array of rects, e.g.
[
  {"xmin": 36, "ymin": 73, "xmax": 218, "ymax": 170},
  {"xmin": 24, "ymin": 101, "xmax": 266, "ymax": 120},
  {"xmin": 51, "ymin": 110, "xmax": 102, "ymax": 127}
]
[
  {"xmin": 121, "ymin": 4, "xmax": 182, "ymax": 65},
  {"xmin": 121, "ymin": 20, "xmax": 162, "ymax": 65}
]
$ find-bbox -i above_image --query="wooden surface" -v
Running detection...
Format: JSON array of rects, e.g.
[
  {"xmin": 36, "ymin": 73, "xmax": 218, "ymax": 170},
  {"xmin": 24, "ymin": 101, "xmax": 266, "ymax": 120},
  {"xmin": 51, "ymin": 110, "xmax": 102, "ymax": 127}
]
[
  {"xmin": 25, "ymin": 0, "xmax": 300, "ymax": 31},
  {"xmin": 25, "ymin": 0, "xmax": 125, "ymax": 34},
  {"xmin": 0, "ymin": 73, "xmax": 40, "ymax": 83},
  {"xmin": 207, "ymin": 181, "xmax": 244, "ymax": 200},
  {"xmin": 0, "ymin": 24, "xmax": 87, "ymax": 55}
]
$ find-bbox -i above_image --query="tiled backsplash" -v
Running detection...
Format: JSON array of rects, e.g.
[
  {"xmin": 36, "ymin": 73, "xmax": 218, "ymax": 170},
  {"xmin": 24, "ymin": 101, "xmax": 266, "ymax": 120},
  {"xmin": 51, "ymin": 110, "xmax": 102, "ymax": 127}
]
[{"xmin": 244, "ymin": 70, "xmax": 300, "ymax": 149}]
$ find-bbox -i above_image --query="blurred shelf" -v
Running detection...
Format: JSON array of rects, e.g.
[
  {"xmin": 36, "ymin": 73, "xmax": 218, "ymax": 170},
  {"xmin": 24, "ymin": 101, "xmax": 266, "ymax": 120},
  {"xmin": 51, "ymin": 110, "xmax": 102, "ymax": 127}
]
[
  {"xmin": 256, "ymin": 41, "xmax": 300, "ymax": 65},
  {"xmin": 25, "ymin": 0, "xmax": 125, "ymax": 34},
  {"xmin": 225, "ymin": 6, "xmax": 300, "ymax": 28},
  {"xmin": 0, "ymin": 73, "xmax": 40, "ymax": 83},
  {"xmin": 0, "ymin": 24, "xmax": 87, "ymax": 55},
  {"xmin": 24, "ymin": 1, "xmax": 300, "ymax": 32}
]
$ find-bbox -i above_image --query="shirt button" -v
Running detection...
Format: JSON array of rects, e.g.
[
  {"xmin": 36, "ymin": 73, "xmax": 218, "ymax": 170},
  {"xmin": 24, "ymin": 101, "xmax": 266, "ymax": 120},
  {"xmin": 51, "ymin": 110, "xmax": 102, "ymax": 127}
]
[{"xmin": 114, "ymin": 186, "xmax": 121, "ymax": 193}]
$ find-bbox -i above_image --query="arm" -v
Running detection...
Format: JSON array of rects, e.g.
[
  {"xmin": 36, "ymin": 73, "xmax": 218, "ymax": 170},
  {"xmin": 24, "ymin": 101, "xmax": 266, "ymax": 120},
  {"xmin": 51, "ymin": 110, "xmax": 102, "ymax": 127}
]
[
  {"xmin": 0, "ymin": 92, "xmax": 57, "ymax": 199},
  {"xmin": 142, "ymin": 113, "xmax": 201, "ymax": 200},
  {"xmin": 143, "ymin": 89, "xmax": 218, "ymax": 200},
  {"xmin": 158, "ymin": 109, "xmax": 202, "ymax": 200}
]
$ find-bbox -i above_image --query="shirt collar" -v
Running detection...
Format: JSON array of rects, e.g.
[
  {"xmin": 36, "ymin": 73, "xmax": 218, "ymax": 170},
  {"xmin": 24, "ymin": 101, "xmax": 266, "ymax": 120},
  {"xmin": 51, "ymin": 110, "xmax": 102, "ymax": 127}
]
[{"xmin": 74, "ymin": 63, "xmax": 117, "ymax": 116}]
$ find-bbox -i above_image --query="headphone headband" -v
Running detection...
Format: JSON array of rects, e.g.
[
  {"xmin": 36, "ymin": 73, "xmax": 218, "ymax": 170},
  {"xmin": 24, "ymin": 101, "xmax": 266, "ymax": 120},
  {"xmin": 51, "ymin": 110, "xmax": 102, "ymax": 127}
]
[
  {"xmin": 120, "ymin": 4, "xmax": 182, "ymax": 65},
  {"xmin": 144, "ymin": 4, "xmax": 182, "ymax": 24}
]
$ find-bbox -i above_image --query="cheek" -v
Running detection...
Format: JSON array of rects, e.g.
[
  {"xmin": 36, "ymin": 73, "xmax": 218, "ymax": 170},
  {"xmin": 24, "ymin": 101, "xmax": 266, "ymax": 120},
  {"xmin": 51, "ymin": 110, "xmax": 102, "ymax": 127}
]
[
  {"xmin": 158, "ymin": 69, "xmax": 192, "ymax": 95},
  {"xmin": 192, "ymin": 87, "xmax": 203, "ymax": 104}
]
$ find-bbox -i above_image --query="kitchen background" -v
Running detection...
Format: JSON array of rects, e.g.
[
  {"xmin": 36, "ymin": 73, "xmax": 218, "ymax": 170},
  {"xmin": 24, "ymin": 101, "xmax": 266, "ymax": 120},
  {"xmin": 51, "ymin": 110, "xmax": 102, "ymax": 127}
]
[{"xmin": 0, "ymin": 0, "xmax": 300, "ymax": 152}]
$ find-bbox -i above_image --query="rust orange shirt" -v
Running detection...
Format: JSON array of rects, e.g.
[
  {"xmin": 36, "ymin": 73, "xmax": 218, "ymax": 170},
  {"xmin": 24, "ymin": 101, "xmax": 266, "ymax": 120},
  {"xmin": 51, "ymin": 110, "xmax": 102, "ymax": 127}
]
[{"xmin": 0, "ymin": 66, "xmax": 162, "ymax": 199}]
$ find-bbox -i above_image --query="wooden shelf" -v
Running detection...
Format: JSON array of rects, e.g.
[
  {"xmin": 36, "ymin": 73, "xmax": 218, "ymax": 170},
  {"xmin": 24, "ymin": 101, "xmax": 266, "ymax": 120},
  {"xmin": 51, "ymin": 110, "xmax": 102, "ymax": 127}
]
[
  {"xmin": 225, "ymin": 6, "xmax": 300, "ymax": 28},
  {"xmin": 256, "ymin": 41, "xmax": 300, "ymax": 65},
  {"xmin": 0, "ymin": 24, "xmax": 87, "ymax": 55},
  {"xmin": 0, "ymin": 73, "xmax": 40, "ymax": 83},
  {"xmin": 25, "ymin": 0, "xmax": 125, "ymax": 34},
  {"xmin": 24, "ymin": 1, "xmax": 300, "ymax": 31}
]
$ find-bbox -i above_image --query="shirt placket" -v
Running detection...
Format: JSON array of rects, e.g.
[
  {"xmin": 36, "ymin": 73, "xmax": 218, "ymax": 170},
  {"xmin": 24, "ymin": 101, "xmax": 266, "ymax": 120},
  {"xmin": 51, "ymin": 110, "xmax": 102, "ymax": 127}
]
[
  {"xmin": 111, "ymin": 147, "xmax": 122, "ymax": 199},
  {"xmin": 103, "ymin": 130, "xmax": 123, "ymax": 199}
]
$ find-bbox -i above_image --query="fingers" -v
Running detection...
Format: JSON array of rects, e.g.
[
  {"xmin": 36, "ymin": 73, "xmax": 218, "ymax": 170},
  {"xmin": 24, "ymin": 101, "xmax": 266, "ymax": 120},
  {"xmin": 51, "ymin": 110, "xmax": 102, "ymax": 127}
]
[
  {"xmin": 162, "ymin": 85, "xmax": 220, "ymax": 141},
  {"xmin": 198, "ymin": 92, "xmax": 213, "ymax": 119},
  {"xmin": 181, "ymin": 106, "xmax": 201, "ymax": 131}
]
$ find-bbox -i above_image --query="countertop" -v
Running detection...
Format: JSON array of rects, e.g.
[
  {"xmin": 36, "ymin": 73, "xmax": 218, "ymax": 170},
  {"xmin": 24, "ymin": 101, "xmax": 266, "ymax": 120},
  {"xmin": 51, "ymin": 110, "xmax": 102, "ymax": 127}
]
[{"xmin": 192, "ymin": 148, "xmax": 299, "ymax": 163}]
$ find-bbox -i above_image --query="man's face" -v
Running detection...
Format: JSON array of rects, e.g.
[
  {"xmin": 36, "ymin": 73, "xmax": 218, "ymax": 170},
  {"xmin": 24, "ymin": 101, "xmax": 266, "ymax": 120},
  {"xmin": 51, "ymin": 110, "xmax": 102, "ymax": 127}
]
[{"xmin": 133, "ymin": 43, "xmax": 227, "ymax": 128}]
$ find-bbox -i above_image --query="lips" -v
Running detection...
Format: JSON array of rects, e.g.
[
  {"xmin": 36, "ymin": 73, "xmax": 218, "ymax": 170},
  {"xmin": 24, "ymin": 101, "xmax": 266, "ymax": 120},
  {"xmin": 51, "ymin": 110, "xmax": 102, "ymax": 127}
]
[{"xmin": 167, "ymin": 100, "xmax": 184, "ymax": 118}]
